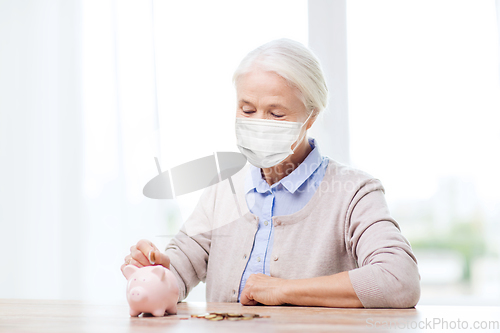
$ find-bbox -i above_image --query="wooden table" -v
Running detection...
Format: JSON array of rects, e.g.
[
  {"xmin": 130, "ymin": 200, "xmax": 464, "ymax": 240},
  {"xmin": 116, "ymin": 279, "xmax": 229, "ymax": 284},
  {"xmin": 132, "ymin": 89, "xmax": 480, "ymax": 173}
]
[{"xmin": 1, "ymin": 299, "xmax": 499, "ymax": 332}]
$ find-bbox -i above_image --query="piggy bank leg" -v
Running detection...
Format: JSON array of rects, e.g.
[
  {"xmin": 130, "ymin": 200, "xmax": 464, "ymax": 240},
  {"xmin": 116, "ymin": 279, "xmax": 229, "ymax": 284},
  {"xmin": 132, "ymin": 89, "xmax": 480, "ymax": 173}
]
[
  {"xmin": 152, "ymin": 309, "xmax": 166, "ymax": 317},
  {"xmin": 129, "ymin": 309, "xmax": 141, "ymax": 317},
  {"xmin": 165, "ymin": 304, "xmax": 178, "ymax": 315}
]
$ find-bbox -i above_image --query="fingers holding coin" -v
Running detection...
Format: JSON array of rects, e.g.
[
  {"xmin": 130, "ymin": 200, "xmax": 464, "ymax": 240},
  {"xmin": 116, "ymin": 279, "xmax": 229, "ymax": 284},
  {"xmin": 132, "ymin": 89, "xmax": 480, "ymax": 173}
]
[
  {"xmin": 127, "ymin": 245, "xmax": 149, "ymax": 267},
  {"xmin": 135, "ymin": 239, "xmax": 171, "ymax": 269},
  {"xmin": 121, "ymin": 239, "xmax": 170, "ymax": 279},
  {"xmin": 123, "ymin": 254, "xmax": 143, "ymax": 267},
  {"xmin": 136, "ymin": 239, "xmax": 160, "ymax": 266}
]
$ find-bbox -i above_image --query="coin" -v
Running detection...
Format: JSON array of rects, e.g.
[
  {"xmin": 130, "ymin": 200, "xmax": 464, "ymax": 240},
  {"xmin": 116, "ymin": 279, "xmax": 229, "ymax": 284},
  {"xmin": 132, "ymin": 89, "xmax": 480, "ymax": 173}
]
[
  {"xmin": 190, "ymin": 312, "xmax": 269, "ymax": 321},
  {"xmin": 243, "ymin": 313, "xmax": 259, "ymax": 318},
  {"xmin": 148, "ymin": 249, "xmax": 156, "ymax": 265}
]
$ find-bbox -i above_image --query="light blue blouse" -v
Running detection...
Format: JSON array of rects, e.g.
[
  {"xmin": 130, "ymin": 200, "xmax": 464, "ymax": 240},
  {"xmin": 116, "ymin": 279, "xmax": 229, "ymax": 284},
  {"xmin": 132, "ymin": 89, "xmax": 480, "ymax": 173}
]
[{"xmin": 237, "ymin": 137, "xmax": 330, "ymax": 301}]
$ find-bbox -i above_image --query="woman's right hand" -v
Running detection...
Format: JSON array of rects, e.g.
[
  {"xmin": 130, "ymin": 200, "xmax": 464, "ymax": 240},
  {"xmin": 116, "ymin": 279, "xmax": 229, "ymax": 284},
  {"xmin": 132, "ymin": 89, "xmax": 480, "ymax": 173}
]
[{"xmin": 121, "ymin": 239, "xmax": 171, "ymax": 278}]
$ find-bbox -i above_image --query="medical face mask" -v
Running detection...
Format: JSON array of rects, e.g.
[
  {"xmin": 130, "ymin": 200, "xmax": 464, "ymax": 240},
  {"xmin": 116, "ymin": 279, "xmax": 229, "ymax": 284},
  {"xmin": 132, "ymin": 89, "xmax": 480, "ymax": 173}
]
[{"xmin": 235, "ymin": 111, "xmax": 313, "ymax": 169}]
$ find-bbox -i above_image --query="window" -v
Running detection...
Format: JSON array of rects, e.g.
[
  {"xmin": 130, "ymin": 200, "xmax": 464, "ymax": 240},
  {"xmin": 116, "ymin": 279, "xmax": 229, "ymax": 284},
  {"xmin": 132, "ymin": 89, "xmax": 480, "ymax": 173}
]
[{"xmin": 347, "ymin": 0, "xmax": 500, "ymax": 305}]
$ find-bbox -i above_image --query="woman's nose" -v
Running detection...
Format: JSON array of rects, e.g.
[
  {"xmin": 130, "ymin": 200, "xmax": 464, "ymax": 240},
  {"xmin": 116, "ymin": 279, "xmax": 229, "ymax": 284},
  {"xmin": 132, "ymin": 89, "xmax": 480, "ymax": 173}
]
[{"xmin": 255, "ymin": 112, "xmax": 266, "ymax": 119}]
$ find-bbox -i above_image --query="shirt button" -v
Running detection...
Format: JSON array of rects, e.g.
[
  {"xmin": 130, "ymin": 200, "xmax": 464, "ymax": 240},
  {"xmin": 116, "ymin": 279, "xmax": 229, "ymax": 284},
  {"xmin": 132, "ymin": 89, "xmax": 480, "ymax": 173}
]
[
  {"xmin": 232, "ymin": 290, "xmax": 236, "ymax": 295},
  {"xmin": 243, "ymin": 254, "xmax": 247, "ymax": 259},
  {"xmin": 275, "ymin": 220, "xmax": 281, "ymax": 226},
  {"xmin": 273, "ymin": 256, "xmax": 279, "ymax": 261},
  {"xmin": 257, "ymin": 257, "xmax": 261, "ymax": 262},
  {"xmin": 264, "ymin": 220, "xmax": 268, "ymax": 226}
]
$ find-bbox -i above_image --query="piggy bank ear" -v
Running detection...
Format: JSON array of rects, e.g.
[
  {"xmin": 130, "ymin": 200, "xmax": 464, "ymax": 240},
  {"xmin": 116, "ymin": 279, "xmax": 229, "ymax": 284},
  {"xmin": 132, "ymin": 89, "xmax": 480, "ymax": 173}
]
[
  {"xmin": 123, "ymin": 265, "xmax": 139, "ymax": 280},
  {"xmin": 151, "ymin": 266, "xmax": 165, "ymax": 280}
]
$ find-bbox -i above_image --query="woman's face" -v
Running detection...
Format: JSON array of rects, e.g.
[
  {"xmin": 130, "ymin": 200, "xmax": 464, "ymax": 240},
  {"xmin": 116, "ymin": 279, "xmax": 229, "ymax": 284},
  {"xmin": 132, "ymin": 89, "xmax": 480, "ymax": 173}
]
[{"xmin": 235, "ymin": 69, "xmax": 308, "ymax": 123}]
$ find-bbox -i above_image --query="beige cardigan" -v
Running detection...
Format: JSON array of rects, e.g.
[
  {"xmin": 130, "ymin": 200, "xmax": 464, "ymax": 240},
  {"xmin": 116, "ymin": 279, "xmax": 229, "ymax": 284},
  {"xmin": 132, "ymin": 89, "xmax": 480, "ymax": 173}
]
[{"xmin": 164, "ymin": 159, "xmax": 421, "ymax": 308}]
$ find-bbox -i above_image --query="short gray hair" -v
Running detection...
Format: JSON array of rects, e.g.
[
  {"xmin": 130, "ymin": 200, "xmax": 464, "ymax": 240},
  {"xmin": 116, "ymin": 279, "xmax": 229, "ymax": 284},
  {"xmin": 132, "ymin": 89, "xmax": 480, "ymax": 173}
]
[{"xmin": 232, "ymin": 38, "xmax": 328, "ymax": 116}]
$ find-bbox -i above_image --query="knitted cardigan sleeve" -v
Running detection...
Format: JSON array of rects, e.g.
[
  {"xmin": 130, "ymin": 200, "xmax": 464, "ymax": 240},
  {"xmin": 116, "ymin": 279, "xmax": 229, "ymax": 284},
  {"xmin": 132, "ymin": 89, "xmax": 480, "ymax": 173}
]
[{"xmin": 347, "ymin": 179, "xmax": 421, "ymax": 308}]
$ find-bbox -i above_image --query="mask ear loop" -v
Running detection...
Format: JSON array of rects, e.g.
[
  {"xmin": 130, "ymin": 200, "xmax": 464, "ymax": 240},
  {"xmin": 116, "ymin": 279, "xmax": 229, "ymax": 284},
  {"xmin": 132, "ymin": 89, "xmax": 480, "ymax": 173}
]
[{"xmin": 291, "ymin": 109, "xmax": 315, "ymax": 154}]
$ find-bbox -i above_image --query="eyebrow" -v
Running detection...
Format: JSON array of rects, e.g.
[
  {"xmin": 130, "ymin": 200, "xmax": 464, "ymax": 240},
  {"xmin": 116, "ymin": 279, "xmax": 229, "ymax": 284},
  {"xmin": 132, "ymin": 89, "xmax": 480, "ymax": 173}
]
[{"xmin": 269, "ymin": 103, "xmax": 289, "ymax": 111}]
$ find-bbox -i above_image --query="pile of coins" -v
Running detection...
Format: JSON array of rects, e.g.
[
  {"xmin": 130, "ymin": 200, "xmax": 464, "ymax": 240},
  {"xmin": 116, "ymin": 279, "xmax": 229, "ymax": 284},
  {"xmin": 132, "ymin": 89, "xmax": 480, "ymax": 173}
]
[{"xmin": 191, "ymin": 312, "xmax": 270, "ymax": 321}]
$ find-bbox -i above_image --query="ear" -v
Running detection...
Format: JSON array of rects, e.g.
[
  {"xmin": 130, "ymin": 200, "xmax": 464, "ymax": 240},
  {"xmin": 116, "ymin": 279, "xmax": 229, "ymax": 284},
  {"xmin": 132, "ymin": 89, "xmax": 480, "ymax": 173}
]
[
  {"xmin": 123, "ymin": 265, "xmax": 139, "ymax": 280},
  {"xmin": 306, "ymin": 109, "xmax": 318, "ymax": 130},
  {"xmin": 151, "ymin": 266, "xmax": 166, "ymax": 280}
]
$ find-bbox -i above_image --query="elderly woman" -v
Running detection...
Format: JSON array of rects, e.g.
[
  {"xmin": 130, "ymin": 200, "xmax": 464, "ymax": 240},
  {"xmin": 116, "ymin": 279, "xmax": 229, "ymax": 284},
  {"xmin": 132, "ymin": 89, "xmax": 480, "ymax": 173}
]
[{"xmin": 121, "ymin": 39, "xmax": 420, "ymax": 308}]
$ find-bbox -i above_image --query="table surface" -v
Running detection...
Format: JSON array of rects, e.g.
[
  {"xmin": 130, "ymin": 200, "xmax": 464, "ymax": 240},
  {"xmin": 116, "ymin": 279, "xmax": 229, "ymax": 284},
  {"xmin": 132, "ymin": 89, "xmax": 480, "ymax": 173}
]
[{"xmin": 1, "ymin": 299, "xmax": 499, "ymax": 333}]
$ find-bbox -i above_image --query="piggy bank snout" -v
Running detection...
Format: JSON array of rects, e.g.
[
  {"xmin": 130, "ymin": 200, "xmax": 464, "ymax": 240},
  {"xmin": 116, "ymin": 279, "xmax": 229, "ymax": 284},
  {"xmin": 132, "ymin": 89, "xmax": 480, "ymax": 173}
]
[{"xmin": 129, "ymin": 286, "xmax": 148, "ymax": 302}]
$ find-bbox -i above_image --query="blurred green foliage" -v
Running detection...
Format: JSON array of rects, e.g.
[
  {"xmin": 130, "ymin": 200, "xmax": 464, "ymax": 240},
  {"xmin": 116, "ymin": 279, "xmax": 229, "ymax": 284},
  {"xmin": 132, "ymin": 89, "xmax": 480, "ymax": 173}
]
[{"xmin": 411, "ymin": 220, "xmax": 488, "ymax": 281}]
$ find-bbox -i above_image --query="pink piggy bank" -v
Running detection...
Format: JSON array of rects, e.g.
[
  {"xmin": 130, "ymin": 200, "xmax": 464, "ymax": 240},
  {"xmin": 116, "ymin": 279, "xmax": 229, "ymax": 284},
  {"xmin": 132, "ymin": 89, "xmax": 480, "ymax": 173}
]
[{"xmin": 123, "ymin": 265, "xmax": 179, "ymax": 317}]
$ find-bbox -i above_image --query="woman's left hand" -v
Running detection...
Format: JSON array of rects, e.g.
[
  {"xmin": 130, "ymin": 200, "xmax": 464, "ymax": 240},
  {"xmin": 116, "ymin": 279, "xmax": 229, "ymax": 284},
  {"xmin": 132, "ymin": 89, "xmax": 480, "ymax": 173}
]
[{"xmin": 240, "ymin": 273, "xmax": 287, "ymax": 306}]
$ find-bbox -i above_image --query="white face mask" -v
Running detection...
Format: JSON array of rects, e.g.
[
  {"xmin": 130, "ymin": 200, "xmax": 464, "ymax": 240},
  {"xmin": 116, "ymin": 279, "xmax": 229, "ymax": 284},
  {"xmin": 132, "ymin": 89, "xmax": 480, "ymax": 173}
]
[{"xmin": 235, "ymin": 111, "xmax": 313, "ymax": 169}]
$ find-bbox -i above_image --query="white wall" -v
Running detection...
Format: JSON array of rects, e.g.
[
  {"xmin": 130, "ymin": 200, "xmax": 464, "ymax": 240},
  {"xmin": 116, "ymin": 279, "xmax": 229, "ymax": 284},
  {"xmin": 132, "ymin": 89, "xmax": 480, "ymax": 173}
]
[{"xmin": 0, "ymin": 0, "xmax": 85, "ymax": 299}]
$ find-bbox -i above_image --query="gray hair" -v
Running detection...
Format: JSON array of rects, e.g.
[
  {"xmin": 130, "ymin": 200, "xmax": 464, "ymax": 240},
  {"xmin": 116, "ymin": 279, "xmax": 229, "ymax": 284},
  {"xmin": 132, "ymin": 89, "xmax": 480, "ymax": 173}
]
[{"xmin": 232, "ymin": 38, "xmax": 328, "ymax": 116}]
